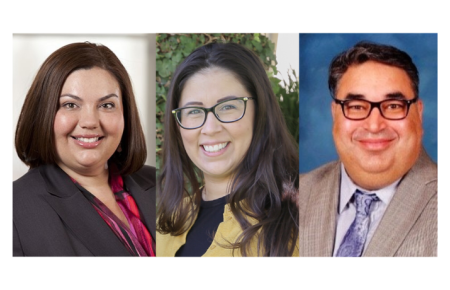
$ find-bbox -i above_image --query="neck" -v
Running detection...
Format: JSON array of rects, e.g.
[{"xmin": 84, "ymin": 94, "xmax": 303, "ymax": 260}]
[
  {"xmin": 57, "ymin": 162, "xmax": 110, "ymax": 190},
  {"xmin": 202, "ymin": 175, "xmax": 231, "ymax": 201},
  {"xmin": 344, "ymin": 167, "xmax": 403, "ymax": 191}
]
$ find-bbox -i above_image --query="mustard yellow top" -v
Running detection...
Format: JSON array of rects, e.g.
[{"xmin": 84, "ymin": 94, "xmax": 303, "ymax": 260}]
[{"xmin": 156, "ymin": 203, "xmax": 299, "ymax": 257}]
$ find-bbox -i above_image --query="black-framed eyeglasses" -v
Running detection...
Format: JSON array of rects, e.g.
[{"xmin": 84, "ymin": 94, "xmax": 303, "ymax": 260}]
[
  {"xmin": 172, "ymin": 97, "xmax": 254, "ymax": 129},
  {"xmin": 333, "ymin": 96, "xmax": 419, "ymax": 120}
]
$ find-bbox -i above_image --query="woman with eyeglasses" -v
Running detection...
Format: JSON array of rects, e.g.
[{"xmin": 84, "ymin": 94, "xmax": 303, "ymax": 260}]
[{"xmin": 157, "ymin": 42, "xmax": 299, "ymax": 257}]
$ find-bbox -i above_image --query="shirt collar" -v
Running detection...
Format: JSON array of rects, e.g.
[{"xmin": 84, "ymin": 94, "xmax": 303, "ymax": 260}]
[{"xmin": 339, "ymin": 163, "xmax": 400, "ymax": 213}]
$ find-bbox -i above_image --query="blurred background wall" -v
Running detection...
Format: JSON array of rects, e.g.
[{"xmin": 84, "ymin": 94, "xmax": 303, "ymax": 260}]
[
  {"xmin": 299, "ymin": 33, "xmax": 437, "ymax": 173},
  {"xmin": 13, "ymin": 34, "xmax": 156, "ymax": 180}
]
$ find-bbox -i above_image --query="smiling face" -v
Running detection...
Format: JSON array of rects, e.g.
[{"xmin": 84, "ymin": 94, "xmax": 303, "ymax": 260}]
[
  {"xmin": 54, "ymin": 67, "xmax": 124, "ymax": 176},
  {"xmin": 332, "ymin": 61, "xmax": 423, "ymax": 190},
  {"xmin": 178, "ymin": 67, "xmax": 255, "ymax": 182}
]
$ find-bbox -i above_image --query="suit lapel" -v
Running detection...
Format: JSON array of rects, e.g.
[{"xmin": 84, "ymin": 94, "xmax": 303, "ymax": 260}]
[
  {"xmin": 39, "ymin": 164, "xmax": 131, "ymax": 256},
  {"xmin": 123, "ymin": 171, "xmax": 156, "ymax": 239},
  {"xmin": 364, "ymin": 150, "xmax": 437, "ymax": 257},
  {"xmin": 303, "ymin": 162, "xmax": 340, "ymax": 256}
]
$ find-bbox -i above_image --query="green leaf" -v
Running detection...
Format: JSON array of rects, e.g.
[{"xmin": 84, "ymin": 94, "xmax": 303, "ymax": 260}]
[
  {"xmin": 160, "ymin": 41, "xmax": 170, "ymax": 53},
  {"xmin": 168, "ymin": 36, "xmax": 178, "ymax": 47},
  {"xmin": 267, "ymin": 40, "xmax": 275, "ymax": 51},
  {"xmin": 158, "ymin": 58, "xmax": 172, "ymax": 78},
  {"xmin": 244, "ymin": 40, "xmax": 253, "ymax": 51},
  {"xmin": 172, "ymin": 51, "xmax": 183, "ymax": 64},
  {"xmin": 252, "ymin": 40, "xmax": 263, "ymax": 52},
  {"xmin": 155, "ymin": 59, "xmax": 163, "ymax": 73}
]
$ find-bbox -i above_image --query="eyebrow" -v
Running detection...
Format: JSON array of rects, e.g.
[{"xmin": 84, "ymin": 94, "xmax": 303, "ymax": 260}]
[
  {"xmin": 385, "ymin": 92, "xmax": 408, "ymax": 100},
  {"xmin": 217, "ymin": 95, "xmax": 241, "ymax": 103},
  {"xmin": 182, "ymin": 95, "xmax": 242, "ymax": 107},
  {"xmin": 183, "ymin": 101, "xmax": 204, "ymax": 107},
  {"xmin": 344, "ymin": 92, "xmax": 408, "ymax": 101},
  {"xmin": 343, "ymin": 93, "xmax": 365, "ymax": 100},
  {"xmin": 59, "ymin": 94, "xmax": 119, "ymax": 102}
]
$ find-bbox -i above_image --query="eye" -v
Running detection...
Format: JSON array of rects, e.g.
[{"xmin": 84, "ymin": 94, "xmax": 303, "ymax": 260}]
[
  {"xmin": 382, "ymin": 100, "xmax": 406, "ymax": 111},
  {"xmin": 62, "ymin": 102, "xmax": 78, "ymax": 109},
  {"xmin": 101, "ymin": 102, "xmax": 115, "ymax": 109},
  {"xmin": 220, "ymin": 104, "xmax": 237, "ymax": 111},
  {"xmin": 346, "ymin": 104, "xmax": 366, "ymax": 111},
  {"xmin": 217, "ymin": 101, "xmax": 239, "ymax": 112},
  {"xmin": 388, "ymin": 104, "xmax": 399, "ymax": 109},
  {"xmin": 348, "ymin": 105, "xmax": 363, "ymax": 110},
  {"xmin": 186, "ymin": 108, "xmax": 202, "ymax": 115},
  {"xmin": 386, "ymin": 103, "xmax": 405, "ymax": 110},
  {"xmin": 345, "ymin": 100, "xmax": 369, "ymax": 111}
]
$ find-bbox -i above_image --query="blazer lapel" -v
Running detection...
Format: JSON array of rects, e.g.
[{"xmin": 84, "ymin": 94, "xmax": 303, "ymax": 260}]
[
  {"xmin": 302, "ymin": 162, "xmax": 340, "ymax": 256},
  {"xmin": 123, "ymin": 171, "xmax": 156, "ymax": 239},
  {"xmin": 39, "ymin": 164, "xmax": 131, "ymax": 256},
  {"xmin": 364, "ymin": 150, "xmax": 437, "ymax": 257}
]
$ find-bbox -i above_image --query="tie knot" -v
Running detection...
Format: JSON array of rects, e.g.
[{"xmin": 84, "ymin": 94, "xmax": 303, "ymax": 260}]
[{"xmin": 354, "ymin": 190, "xmax": 378, "ymax": 215}]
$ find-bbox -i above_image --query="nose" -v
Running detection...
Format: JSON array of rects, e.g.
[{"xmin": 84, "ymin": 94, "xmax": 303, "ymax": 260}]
[
  {"xmin": 200, "ymin": 111, "xmax": 222, "ymax": 135},
  {"xmin": 363, "ymin": 106, "xmax": 386, "ymax": 132},
  {"xmin": 79, "ymin": 106, "xmax": 99, "ymax": 129}
]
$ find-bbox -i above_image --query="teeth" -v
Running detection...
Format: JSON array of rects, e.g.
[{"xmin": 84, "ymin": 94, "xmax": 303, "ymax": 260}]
[
  {"xmin": 203, "ymin": 142, "xmax": 228, "ymax": 153},
  {"xmin": 76, "ymin": 137, "xmax": 100, "ymax": 143}
]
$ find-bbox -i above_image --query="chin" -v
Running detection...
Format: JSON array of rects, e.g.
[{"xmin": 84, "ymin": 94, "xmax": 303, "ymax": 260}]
[
  {"xmin": 201, "ymin": 166, "xmax": 233, "ymax": 179},
  {"xmin": 359, "ymin": 159, "xmax": 393, "ymax": 174},
  {"xmin": 361, "ymin": 166, "xmax": 391, "ymax": 175},
  {"xmin": 73, "ymin": 157, "xmax": 105, "ymax": 168}
]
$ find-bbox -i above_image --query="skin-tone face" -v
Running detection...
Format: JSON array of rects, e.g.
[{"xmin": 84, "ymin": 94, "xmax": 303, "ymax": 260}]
[
  {"xmin": 179, "ymin": 67, "xmax": 255, "ymax": 198},
  {"xmin": 332, "ymin": 61, "xmax": 423, "ymax": 190},
  {"xmin": 54, "ymin": 67, "xmax": 124, "ymax": 177}
]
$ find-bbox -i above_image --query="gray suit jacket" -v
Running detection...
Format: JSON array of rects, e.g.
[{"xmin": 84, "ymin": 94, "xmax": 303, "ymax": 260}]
[{"xmin": 299, "ymin": 149, "xmax": 437, "ymax": 257}]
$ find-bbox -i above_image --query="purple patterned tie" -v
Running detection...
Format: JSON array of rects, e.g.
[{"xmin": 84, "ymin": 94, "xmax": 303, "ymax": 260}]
[{"xmin": 336, "ymin": 190, "xmax": 379, "ymax": 257}]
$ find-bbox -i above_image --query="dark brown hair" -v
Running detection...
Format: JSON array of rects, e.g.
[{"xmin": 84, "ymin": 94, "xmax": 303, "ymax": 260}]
[
  {"xmin": 15, "ymin": 42, "xmax": 146, "ymax": 175},
  {"xmin": 157, "ymin": 42, "xmax": 299, "ymax": 256},
  {"xmin": 329, "ymin": 41, "xmax": 419, "ymax": 98}
]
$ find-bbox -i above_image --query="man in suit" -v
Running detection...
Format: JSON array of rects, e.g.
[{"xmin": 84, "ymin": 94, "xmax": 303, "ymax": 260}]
[{"xmin": 299, "ymin": 41, "xmax": 437, "ymax": 257}]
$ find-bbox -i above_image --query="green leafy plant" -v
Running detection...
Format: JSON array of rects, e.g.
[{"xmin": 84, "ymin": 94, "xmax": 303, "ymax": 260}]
[{"xmin": 156, "ymin": 33, "xmax": 298, "ymax": 171}]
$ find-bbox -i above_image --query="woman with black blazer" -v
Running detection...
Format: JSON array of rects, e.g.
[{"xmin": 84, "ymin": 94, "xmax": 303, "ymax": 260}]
[{"xmin": 13, "ymin": 42, "xmax": 156, "ymax": 256}]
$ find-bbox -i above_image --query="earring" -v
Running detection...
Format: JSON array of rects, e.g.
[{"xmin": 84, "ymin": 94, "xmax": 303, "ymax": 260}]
[{"xmin": 117, "ymin": 144, "xmax": 122, "ymax": 153}]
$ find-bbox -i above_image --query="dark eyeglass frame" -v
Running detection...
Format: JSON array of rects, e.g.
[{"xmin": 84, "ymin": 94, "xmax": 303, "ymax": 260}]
[
  {"xmin": 333, "ymin": 96, "xmax": 419, "ymax": 120},
  {"xmin": 172, "ymin": 97, "xmax": 254, "ymax": 130}
]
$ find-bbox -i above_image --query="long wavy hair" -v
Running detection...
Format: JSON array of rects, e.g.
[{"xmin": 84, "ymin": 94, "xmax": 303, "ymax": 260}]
[{"xmin": 157, "ymin": 42, "xmax": 299, "ymax": 256}]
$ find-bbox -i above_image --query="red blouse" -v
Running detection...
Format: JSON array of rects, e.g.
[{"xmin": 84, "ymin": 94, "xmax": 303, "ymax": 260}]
[{"xmin": 72, "ymin": 168, "xmax": 155, "ymax": 257}]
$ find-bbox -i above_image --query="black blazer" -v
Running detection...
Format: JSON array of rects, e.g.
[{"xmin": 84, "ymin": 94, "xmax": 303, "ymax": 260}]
[{"xmin": 13, "ymin": 164, "xmax": 156, "ymax": 256}]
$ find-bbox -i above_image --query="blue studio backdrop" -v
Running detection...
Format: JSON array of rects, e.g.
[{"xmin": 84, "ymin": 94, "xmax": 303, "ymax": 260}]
[{"xmin": 299, "ymin": 33, "xmax": 437, "ymax": 173}]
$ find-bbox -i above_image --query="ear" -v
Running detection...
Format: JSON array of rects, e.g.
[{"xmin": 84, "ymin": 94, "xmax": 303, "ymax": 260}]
[
  {"xmin": 416, "ymin": 99, "xmax": 424, "ymax": 122},
  {"xmin": 331, "ymin": 101, "xmax": 337, "ymax": 121}
]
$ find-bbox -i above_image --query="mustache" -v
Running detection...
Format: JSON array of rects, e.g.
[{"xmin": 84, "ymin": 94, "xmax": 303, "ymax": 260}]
[{"xmin": 352, "ymin": 129, "xmax": 397, "ymax": 141}]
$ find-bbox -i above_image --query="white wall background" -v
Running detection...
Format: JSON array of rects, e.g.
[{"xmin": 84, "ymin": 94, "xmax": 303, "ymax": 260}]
[
  {"xmin": 273, "ymin": 33, "xmax": 299, "ymax": 83},
  {"xmin": 13, "ymin": 34, "xmax": 156, "ymax": 181},
  {"xmin": 265, "ymin": 33, "xmax": 299, "ymax": 85}
]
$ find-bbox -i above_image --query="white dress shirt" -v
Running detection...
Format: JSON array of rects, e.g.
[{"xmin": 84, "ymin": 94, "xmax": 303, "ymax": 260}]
[{"xmin": 333, "ymin": 164, "xmax": 400, "ymax": 256}]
